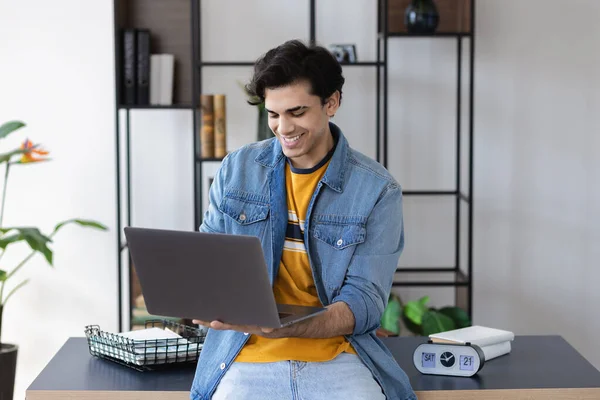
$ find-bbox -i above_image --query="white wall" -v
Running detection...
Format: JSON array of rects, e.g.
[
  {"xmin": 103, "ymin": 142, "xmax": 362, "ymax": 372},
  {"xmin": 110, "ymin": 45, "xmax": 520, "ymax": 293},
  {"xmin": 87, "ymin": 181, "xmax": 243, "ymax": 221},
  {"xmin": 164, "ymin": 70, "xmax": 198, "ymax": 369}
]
[
  {"xmin": 472, "ymin": 0, "xmax": 600, "ymax": 366},
  {"xmin": 0, "ymin": 1, "xmax": 598, "ymax": 399},
  {"xmin": 0, "ymin": 1, "xmax": 117, "ymax": 399}
]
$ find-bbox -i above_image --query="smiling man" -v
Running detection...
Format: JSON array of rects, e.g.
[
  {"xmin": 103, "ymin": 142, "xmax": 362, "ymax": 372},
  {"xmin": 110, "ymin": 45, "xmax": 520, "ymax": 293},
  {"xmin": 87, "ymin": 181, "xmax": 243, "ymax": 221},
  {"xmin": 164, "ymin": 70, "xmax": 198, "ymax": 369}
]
[{"xmin": 190, "ymin": 40, "xmax": 416, "ymax": 400}]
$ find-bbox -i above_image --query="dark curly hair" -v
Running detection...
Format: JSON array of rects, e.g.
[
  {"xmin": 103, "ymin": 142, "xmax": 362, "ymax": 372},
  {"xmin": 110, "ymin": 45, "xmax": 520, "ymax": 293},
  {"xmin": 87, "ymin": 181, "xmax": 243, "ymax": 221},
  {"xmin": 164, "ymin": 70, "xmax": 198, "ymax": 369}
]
[{"xmin": 245, "ymin": 39, "xmax": 345, "ymax": 106}]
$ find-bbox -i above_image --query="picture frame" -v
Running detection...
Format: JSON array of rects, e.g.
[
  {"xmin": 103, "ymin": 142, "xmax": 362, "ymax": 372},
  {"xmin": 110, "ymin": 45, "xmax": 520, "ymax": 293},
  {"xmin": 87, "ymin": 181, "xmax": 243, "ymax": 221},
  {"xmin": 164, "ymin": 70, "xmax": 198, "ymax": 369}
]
[{"xmin": 329, "ymin": 44, "xmax": 357, "ymax": 63}]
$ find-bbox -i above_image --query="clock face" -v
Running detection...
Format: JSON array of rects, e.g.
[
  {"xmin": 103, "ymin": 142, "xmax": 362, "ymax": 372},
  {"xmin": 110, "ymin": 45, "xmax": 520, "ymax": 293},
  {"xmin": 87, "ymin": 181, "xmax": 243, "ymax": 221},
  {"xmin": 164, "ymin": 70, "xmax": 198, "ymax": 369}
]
[{"xmin": 440, "ymin": 351, "xmax": 455, "ymax": 367}]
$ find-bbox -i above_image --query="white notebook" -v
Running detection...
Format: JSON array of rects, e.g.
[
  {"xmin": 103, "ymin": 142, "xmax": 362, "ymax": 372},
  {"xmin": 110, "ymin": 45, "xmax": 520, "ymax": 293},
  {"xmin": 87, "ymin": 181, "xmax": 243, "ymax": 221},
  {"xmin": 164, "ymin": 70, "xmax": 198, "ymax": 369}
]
[
  {"xmin": 149, "ymin": 54, "xmax": 174, "ymax": 106},
  {"xmin": 429, "ymin": 325, "xmax": 514, "ymax": 348},
  {"xmin": 479, "ymin": 340, "xmax": 512, "ymax": 361},
  {"xmin": 117, "ymin": 327, "xmax": 181, "ymax": 341}
]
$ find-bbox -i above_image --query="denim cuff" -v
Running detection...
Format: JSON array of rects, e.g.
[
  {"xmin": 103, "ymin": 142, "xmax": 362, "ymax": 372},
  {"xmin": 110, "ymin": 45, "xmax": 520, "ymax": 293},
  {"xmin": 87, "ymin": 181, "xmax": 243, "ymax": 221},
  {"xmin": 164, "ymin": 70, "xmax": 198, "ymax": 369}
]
[{"xmin": 334, "ymin": 291, "xmax": 372, "ymax": 336}]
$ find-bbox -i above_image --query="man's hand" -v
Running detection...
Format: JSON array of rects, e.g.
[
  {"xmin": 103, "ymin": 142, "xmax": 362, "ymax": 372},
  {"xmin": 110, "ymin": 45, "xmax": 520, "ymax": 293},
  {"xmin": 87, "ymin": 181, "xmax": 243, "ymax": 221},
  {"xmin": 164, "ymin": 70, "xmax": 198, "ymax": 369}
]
[
  {"xmin": 192, "ymin": 302, "xmax": 352, "ymax": 339},
  {"xmin": 192, "ymin": 319, "xmax": 285, "ymax": 338}
]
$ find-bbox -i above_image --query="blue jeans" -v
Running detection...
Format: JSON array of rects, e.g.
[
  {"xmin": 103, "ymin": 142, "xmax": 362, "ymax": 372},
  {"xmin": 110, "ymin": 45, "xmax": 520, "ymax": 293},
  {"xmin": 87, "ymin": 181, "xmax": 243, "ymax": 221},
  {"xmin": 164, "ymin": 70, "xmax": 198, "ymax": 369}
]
[{"xmin": 211, "ymin": 353, "xmax": 386, "ymax": 399}]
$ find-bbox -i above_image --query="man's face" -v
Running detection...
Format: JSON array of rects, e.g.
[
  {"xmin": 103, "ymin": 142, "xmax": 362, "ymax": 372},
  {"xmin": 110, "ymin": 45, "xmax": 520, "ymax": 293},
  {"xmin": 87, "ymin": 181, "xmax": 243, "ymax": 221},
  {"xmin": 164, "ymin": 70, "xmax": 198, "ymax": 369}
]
[{"xmin": 265, "ymin": 80, "xmax": 339, "ymax": 169}]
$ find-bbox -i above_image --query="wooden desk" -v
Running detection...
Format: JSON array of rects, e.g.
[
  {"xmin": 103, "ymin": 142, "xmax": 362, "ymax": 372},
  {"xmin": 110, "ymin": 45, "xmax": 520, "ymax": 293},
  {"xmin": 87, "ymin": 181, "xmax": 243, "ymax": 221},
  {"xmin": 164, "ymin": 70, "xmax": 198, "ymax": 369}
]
[{"xmin": 27, "ymin": 335, "xmax": 600, "ymax": 399}]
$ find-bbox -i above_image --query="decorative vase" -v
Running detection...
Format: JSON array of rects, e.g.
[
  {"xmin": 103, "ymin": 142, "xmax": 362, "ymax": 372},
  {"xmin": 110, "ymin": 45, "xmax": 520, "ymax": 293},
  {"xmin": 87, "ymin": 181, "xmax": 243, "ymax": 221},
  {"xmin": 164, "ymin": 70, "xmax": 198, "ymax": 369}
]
[
  {"xmin": 405, "ymin": 0, "xmax": 439, "ymax": 34},
  {"xmin": 0, "ymin": 343, "xmax": 18, "ymax": 400}
]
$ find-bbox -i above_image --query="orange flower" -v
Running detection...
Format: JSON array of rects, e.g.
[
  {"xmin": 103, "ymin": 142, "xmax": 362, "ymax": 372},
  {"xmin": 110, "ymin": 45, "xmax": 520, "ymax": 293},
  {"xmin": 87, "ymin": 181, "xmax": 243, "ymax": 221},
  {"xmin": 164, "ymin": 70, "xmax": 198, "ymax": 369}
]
[{"xmin": 19, "ymin": 139, "xmax": 49, "ymax": 163}]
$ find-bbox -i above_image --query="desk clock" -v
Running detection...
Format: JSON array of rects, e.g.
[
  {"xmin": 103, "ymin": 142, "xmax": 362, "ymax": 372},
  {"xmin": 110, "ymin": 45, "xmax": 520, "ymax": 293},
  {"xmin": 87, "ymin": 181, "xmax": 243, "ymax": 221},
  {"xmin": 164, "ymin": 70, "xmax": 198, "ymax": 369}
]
[{"xmin": 413, "ymin": 341, "xmax": 485, "ymax": 377}]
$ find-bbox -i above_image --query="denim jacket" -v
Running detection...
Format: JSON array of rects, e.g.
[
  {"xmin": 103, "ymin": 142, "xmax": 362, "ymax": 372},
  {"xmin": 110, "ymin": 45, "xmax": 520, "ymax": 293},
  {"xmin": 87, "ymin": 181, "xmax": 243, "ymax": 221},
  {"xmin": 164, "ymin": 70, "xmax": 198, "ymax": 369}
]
[{"xmin": 191, "ymin": 123, "xmax": 416, "ymax": 400}]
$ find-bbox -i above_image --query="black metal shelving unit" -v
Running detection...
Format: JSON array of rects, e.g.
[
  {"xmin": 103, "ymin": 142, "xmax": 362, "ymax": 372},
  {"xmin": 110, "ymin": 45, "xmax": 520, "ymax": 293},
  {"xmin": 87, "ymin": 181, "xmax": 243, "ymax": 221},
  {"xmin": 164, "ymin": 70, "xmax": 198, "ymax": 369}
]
[
  {"xmin": 113, "ymin": 0, "xmax": 476, "ymax": 331},
  {"xmin": 385, "ymin": 0, "xmax": 476, "ymax": 321}
]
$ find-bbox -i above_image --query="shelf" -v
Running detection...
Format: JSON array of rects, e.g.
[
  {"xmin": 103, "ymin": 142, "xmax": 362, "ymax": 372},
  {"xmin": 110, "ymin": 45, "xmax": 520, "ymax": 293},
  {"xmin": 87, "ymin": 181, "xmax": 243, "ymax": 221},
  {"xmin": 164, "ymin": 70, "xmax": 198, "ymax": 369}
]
[
  {"xmin": 118, "ymin": 104, "xmax": 194, "ymax": 110},
  {"xmin": 196, "ymin": 157, "xmax": 225, "ymax": 163},
  {"xmin": 200, "ymin": 61, "xmax": 254, "ymax": 67},
  {"xmin": 403, "ymin": 190, "xmax": 456, "ymax": 196},
  {"xmin": 385, "ymin": 0, "xmax": 472, "ymax": 38},
  {"xmin": 200, "ymin": 61, "xmax": 383, "ymax": 67},
  {"xmin": 114, "ymin": 0, "xmax": 477, "ymax": 330},
  {"xmin": 402, "ymin": 190, "xmax": 471, "ymax": 204},
  {"xmin": 396, "ymin": 267, "xmax": 456, "ymax": 272},
  {"xmin": 392, "ymin": 269, "xmax": 469, "ymax": 287},
  {"xmin": 385, "ymin": 32, "xmax": 471, "ymax": 38},
  {"xmin": 340, "ymin": 61, "xmax": 382, "ymax": 67},
  {"xmin": 459, "ymin": 192, "xmax": 471, "ymax": 203},
  {"xmin": 115, "ymin": 0, "xmax": 193, "ymax": 105}
]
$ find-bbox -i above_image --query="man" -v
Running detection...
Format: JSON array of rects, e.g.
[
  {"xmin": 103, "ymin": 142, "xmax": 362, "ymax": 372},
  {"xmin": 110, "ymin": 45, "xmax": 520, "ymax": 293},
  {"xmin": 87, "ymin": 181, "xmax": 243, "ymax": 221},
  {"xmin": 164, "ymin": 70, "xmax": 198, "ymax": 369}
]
[{"xmin": 191, "ymin": 40, "xmax": 416, "ymax": 400}]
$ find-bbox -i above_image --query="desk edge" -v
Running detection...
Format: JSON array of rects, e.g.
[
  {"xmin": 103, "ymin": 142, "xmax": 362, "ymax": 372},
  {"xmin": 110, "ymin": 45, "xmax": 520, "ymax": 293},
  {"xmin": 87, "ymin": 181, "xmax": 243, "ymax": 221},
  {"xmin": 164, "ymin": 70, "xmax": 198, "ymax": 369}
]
[
  {"xmin": 25, "ymin": 389, "xmax": 191, "ymax": 400},
  {"xmin": 414, "ymin": 387, "xmax": 600, "ymax": 400}
]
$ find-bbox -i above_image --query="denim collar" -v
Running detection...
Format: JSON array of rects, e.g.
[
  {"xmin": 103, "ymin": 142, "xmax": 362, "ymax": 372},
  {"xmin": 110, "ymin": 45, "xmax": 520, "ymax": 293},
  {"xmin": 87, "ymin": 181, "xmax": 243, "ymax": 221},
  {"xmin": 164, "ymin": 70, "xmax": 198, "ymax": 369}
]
[{"xmin": 255, "ymin": 122, "xmax": 348, "ymax": 193}]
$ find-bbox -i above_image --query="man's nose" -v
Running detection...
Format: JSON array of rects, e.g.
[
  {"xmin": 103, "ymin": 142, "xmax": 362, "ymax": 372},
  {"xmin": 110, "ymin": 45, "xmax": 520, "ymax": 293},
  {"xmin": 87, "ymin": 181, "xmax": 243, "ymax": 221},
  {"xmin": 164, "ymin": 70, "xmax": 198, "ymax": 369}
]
[{"xmin": 278, "ymin": 116, "xmax": 294, "ymax": 136}]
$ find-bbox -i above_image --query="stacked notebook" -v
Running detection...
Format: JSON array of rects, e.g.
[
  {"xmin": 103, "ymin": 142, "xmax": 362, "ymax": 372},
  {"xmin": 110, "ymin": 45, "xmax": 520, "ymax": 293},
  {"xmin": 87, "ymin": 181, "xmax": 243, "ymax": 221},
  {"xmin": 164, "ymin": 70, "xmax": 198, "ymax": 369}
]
[{"xmin": 429, "ymin": 326, "xmax": 515, "ymax": 361}]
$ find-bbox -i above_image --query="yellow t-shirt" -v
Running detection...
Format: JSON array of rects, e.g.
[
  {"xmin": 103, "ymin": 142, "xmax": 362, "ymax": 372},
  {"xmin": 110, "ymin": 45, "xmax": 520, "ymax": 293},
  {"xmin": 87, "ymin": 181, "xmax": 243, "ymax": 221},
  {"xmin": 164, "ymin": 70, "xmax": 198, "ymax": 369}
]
[{"xmin": 235, "ymin": 158, "xmax": 355, "ymax": 362}]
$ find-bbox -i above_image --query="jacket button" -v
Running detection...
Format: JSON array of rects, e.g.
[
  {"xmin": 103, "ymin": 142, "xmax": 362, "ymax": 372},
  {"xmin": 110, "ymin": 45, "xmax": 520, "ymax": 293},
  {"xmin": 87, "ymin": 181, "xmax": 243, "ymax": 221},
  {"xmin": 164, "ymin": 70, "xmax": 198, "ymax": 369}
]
[
  {"xmin": 244, "ymin": 332, "xmax": 249, "ymax": 336},
  {"xmin": 220, "ymin": 362, "xmax": 226, "ymax": 370},
  {"xmin": 239, "ymin": 213, "xmax": 247, "ymax": 222},
  {"xmin": 336, "ymin": 239, "xmax": 343, "ymax": 246}
]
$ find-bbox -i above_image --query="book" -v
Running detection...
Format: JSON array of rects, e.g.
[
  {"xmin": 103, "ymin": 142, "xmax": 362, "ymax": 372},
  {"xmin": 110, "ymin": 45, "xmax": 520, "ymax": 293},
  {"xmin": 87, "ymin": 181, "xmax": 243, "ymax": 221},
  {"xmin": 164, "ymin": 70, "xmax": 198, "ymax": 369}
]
[
  {"xmin": 117, "ymin": 327, "xmax": 181, "ymax": 341},
  {"xmin": 213, "ymin": 94, "xmax": 227, "ymax": 158},
  {"xmin": 200, "ymin": 94, "xmax": 215, "ymax": 158},
  {"xmin": 429, "ymin": 325, "xmax": 515, "ymax": 347},
  {"xmin": 478, "ymin": 340, "xmax": 512, "ymax": 361},
  {"xmin": 149, "ymin": 55, "xmax": 161, "ymax": 105},
  {"xmin": 149, "ymin": 54, "xmax": 174, "ymax": 106},
  {"xmin": 159, "ymin": 54, "xmax": 174, "ymax": 105},
  {"xmin": 122, "ymin": 29, "xmax": 137, "ymax": 105},
  {"xmin": 136, "ymin": 29, "xmax": 150, "ymax": 105}
]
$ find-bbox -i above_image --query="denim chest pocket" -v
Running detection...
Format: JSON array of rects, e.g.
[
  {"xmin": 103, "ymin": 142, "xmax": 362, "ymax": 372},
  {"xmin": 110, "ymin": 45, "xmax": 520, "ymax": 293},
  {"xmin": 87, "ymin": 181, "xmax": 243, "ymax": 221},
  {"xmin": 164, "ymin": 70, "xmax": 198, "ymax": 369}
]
[
  {"xmin": 312, "ymin": 216, "xmax": 367, "ymax": 250},
  {"xmin": 219, "ymin": 192, "xmax": 269, "ymax": 225}
]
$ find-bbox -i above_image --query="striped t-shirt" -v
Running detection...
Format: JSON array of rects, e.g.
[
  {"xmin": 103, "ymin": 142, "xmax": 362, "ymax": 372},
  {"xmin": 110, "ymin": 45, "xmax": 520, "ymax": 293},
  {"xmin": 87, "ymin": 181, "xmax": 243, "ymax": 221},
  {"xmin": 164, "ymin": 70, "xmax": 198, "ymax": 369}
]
[{"xmin": 236, "ymin": 146, "xmax": 355, "ymax": 362}]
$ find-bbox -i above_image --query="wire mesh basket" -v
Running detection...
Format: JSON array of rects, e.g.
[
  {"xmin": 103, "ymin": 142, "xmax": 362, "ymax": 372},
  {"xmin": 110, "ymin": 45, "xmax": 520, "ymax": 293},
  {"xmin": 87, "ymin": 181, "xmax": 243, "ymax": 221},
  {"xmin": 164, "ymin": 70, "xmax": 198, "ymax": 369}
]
[{"xmin": 85, "ymin": 319, "xmax": 207, "ymax": 371}]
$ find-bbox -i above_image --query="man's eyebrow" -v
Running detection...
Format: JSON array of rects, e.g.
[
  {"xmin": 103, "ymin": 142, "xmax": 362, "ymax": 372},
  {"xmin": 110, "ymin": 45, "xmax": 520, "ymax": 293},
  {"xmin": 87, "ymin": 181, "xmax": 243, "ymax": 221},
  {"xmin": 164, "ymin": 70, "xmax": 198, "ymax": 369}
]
[{"xmin": 265, "ymin": 105, "xmax": 309, "ymax": 114}]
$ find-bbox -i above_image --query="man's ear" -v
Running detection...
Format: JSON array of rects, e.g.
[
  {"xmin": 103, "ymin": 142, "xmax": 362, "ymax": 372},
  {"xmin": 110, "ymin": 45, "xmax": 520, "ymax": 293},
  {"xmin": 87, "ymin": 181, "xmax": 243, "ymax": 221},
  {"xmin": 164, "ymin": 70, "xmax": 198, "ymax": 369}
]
[{"xmin": 325, "ymin": 91, "xmax": 341, "ymax": 117}]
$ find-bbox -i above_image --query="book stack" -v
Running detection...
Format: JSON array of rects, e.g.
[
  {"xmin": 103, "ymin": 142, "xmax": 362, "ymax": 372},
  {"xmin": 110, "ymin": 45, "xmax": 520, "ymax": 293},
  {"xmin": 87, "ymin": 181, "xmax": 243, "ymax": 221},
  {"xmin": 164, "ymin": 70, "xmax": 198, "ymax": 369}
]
[
  {"xmin": 121, "ymin": 28, "xmax": 174, "ymax": 106},
  {"xmin": 429, "ymin": 326, "xmax": 515, "ymax": 362},
  {"xmin": 199, "ymin": 94, "xmax": 227, "ymax": 159}
]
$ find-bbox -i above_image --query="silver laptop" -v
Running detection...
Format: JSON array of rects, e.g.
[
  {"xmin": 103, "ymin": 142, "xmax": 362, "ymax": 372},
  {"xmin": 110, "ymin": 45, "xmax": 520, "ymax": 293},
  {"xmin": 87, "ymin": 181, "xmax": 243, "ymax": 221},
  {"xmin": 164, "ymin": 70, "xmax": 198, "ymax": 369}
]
[{"xmin": 123, "ymin": 227, "xmax": 327, "ymax": 329}]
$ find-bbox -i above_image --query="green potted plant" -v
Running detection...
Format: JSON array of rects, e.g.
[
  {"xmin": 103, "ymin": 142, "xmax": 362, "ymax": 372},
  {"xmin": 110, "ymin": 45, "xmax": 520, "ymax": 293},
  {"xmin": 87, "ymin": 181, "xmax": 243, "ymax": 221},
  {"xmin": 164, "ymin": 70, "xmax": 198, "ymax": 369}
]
[
  {"xmin": 0, "ymin": 121, "xmax": 107, "ymax": 400},
  {"xmin": 381, "ymin": 294, "xmax": 471, "ymax": 336},
  {"xmin": 237, "ymin": 81, "xmax": 274, "ymax": 142}
]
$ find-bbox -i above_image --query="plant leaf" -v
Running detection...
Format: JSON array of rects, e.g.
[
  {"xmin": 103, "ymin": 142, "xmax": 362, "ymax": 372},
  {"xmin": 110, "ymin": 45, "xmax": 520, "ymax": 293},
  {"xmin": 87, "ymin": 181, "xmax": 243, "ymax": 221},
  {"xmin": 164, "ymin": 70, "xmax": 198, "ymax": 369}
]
[
  {"xmin": 1, "ymin": 227, "xmax": 53, "ymax": 265},
  {"xmin": 53, "ymin": 219, "xmax": 108, "ymax": 235},
  {"xmin": 0, "ymin": 233, "xmax": 23, "ymax": 249},
  {"xmin": 438, "ymin": 306, "xmax": 472, "ymax": 329},
  {"xmin": 0, "ymin": 121, "xmax": 25, "ymax": 140},
  {"xmin": 0, "ymin": 148, "xmax": 29, "ymax": 163},
  {"xmin": 403, "ymin": 295, "xmax": 430, "ymax": 326},
  {"xmin": 422, "ymin": 310, "xmax": 456, "ymax": 336},
  {"xmin": 402, "ymin": 313, "xmax": 423, "ymax": 336},
  {"xmin": 21, "ymin": 228, "xmax": 53, "ymax": 265},
  {"xmin": 0, "ymin": 269, "xmax": 6, "ymax": 281},
  {"xmin": 380, "ymin": 294, "xmax": 402, "ymax": 334}
]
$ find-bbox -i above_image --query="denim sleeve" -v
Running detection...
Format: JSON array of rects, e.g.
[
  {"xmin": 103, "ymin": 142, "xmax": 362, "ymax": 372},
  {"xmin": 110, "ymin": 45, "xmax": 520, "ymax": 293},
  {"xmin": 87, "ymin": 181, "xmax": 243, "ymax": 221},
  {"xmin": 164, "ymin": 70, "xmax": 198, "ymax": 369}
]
[
  {"xmin": 198, "ymin": 153, "xmax": 231, "ymax": 234},
  {"xmin": 333, "ymin": 184, "xmax": 404, "ymax": 336}
]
